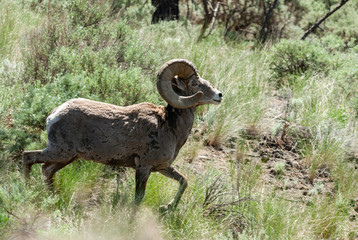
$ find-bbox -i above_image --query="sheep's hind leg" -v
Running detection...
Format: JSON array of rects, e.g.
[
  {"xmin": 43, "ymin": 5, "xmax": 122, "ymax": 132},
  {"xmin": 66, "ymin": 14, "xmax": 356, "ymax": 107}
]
[
  {"xmin": 23, "ymin": 148, "xmax": 77, "ymax": 186},
  {"xmin": 159, "ymin": 166, "xmax": 188, "ymax": 212},
  {"xmin": 23, "ymin": 150, "xmax": 44, "ymax": 178},
  {"xmin": 42, "ymin": 158, "xmax": 76, "ymax": 188}
]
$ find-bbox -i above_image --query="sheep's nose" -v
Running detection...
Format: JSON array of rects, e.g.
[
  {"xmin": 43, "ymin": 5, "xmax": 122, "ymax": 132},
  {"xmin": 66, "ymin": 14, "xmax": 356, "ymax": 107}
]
[{"xmin": 218, "ymin": 92, "xmax": 223, "ymax": 98}]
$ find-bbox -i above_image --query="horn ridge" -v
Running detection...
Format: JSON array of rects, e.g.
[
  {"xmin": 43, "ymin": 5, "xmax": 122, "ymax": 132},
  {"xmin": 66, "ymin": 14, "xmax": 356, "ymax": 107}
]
[{"xmin": 157, "ymin": 59, "xmax": 202, "ymax": 109}]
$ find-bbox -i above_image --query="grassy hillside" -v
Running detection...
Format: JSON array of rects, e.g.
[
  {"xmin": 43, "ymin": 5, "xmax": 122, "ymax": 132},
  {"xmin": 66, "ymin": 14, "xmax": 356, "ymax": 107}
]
[{"xmin": 1, "ymin": 0, "xmax": 358, "ymax": 239}]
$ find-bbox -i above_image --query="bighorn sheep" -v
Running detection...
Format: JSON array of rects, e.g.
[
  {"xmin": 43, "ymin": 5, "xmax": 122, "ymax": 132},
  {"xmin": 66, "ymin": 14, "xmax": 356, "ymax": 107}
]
[{"xmin": 23, "ymin": 59, "xmax": 222, "ymax": 211}]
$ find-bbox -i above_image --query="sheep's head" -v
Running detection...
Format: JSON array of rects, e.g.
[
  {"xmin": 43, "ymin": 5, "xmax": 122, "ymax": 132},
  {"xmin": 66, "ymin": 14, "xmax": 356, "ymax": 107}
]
[{"xmin": 157, "ymin": 59, "xmax": 222, "ymax": 109}]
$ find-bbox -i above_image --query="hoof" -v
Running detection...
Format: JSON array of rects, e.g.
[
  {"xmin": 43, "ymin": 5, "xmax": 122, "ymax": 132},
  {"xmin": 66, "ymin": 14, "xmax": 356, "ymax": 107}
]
[
  {"xmin": 159, "ymin": 202, "xmax": 176, "ymax": 214},
  {"xmin": 23, "ymin": 163, "xmax": 33, "ymax": 179},
  {"xmin": 159, "ymin": 204, "xmax": 170, "ymax": 214}
]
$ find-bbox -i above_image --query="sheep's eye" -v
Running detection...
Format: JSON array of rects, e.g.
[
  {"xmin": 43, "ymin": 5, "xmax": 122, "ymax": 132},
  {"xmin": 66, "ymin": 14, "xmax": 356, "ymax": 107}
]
[{"xmin": 191, "ymin": 81, "xmax": 198, "ymax": 87}]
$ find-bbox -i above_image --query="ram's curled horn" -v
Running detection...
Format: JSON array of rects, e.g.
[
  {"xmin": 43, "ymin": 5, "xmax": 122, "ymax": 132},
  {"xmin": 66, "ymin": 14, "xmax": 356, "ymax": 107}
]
[{"xmin": 157, "ymin": 59, "xmax": 204, "ymax": 109}]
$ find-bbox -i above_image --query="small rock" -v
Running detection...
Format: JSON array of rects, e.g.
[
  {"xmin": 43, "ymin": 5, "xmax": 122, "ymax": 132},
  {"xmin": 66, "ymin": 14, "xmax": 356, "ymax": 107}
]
[
  {"xmin": 298, "ymin": 183, "xmax": 307, "ymax": 190},
  {"xmin": 286, "ymin": 160, "xmax": 293, "ymax": 167},
  {"xmin": 292, "ymin": 161, "xmax": 300, "ymax": 169},
  {"xmin": 284, "ymin": 181, "xmax": 294, "ymax": 190}
]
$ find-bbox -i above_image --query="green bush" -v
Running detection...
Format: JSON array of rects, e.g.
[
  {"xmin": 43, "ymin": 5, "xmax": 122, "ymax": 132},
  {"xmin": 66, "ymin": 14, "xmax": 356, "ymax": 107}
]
[
  {"xmin": 351, "ymin": 93, "xmax": 358, "ymax": 118},
  {"xmin": 320, "ymin": 34, "xmax": 347, "ymax": 53},
  {"xmin": 22, "ymin": 1, "xmax": 158, "ymax": 84},
  {"xmin": 67, "ymin": 0, "xmax": 108, "ymax": 27},
  {"xmin": 0, "ymin": 127, "xmax": 34, "ymax": 166},
  {"xmin": 268, "ymin": 39, "xmax": 331, "ymax": 86},
  {"xmin": 328, "ymin": 49, "xmax": 358, "ymax": 117},
  {"xmin": 15, "ymin": 83, "xmax": 67, "ymax": 130}
]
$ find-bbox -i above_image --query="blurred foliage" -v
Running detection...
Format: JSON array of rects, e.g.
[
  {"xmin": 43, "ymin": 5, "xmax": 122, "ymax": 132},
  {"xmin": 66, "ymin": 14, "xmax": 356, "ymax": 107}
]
[{"xmin": 195, "ymin": 0, "xmax": 357, "ymax": 43}]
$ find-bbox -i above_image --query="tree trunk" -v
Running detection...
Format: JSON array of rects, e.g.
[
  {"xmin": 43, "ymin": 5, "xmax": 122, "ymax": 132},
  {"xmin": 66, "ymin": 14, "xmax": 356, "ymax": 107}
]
[
  {"xmin": 258, "ymin": 0, "xmax": 279, "ymax": 44},
  {"xmin": 152, "ymin": 0, "xmax": 180, "ymax": 24}
]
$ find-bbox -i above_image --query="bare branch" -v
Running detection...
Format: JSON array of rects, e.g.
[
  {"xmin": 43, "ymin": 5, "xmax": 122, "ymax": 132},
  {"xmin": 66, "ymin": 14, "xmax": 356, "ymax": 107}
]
[
  {"xmin": 301, "ymin": 0, "xmax": 350, "ymax": 40},
  {"xmin": 203, "ymin": 2, "xmax": 222, "ymax": 39},
  {"xmin": 197, "ymin": 0, "xmax": 210, "ymax": 41}
]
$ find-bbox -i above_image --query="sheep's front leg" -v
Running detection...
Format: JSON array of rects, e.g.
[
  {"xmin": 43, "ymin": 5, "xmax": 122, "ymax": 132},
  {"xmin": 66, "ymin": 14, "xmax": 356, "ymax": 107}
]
[
  {"xmin": 134, "ymin": 165, "xmax": 151, "ymax": 205},
  {"xmin": 159, "ymin": 166, "xmax": 188, "ymax": 212}
]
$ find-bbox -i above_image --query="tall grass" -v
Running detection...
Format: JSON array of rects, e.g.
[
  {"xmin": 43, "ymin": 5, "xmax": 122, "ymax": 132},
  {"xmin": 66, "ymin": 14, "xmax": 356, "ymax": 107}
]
[{"xmin": 0, "ymin": 0, "xmax": 40, "ymax": 60}]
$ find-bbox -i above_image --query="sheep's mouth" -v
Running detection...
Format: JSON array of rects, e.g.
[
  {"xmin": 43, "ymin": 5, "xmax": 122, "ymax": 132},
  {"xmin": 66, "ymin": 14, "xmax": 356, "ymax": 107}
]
[{"xmin": 213, "ymin": 99, "xmax": 222, "ymax": 104}]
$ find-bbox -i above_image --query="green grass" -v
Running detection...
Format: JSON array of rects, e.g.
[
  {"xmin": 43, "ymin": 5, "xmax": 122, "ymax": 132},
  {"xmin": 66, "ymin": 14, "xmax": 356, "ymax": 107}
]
[
  {"xmin": 0, "ymin": 0, "xmax": 40, "ymax": 60},
  {"xmin": 1, "ymin": 0, "xmax": 358, "ymax": 239}
]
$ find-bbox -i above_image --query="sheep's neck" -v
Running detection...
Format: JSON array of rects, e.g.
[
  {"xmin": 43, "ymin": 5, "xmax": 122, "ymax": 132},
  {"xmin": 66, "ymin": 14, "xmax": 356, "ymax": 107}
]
[{"xmin": 166, "ymin": 105, "xmax": 195, "ymax": 151}]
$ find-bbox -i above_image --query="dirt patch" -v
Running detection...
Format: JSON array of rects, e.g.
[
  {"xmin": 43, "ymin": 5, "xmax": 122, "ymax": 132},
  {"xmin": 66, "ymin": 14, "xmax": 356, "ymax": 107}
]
[
  {"xmin": 186, "ymin": 94, "xmax": 335, "ymax": 203},
  {"xmin": 185, "ymin": 144, "xmax": 232, "ymax": 174},
  {"xmin": 252, "ymin": 133, "xmax": 335, "ymax": 202},
  {"xmin": 186, "ymin": 130, "xmax": 335, "ymax": 203}
]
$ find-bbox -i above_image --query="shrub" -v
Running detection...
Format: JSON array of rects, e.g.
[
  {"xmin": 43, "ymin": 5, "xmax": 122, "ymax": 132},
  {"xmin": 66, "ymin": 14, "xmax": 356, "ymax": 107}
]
[
  {"xmin": 351, "ymin": 93, "xmax": 358, "ymax": 118},
  {"xmin": 15, "ymin": 83, "xmax": 68, "ymax": 130},
  {"xmin": 268, "ymin": 39, "xmax": 331, "ymax": 86},
  {"xmin": 67, "ymin": 0, "xmax": 108, "ymax": 27},
  {"xmin": 22, "ymin": 1, "xmax": 159, "ymax": 85},
  {"xmin": 328, "ymin": 49, "xmax": 358, "ymax": 117},
  {"xmin": 320, "ymin": 34, "xmax": 347, "ymax": 53}
]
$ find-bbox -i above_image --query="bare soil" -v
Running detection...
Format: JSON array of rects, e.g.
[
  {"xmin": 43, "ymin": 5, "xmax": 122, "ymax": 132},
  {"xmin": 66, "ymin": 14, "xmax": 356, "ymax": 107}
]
[{"xmin": 188, "ymin": 133, "xmax": 335, "ymax": 203}]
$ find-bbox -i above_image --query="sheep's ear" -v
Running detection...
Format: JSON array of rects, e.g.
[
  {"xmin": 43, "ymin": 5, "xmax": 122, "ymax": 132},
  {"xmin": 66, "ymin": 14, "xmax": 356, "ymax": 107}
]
[{"xmin": 172, "ymin": 76, "xmax": 186, "ymax": 91}]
